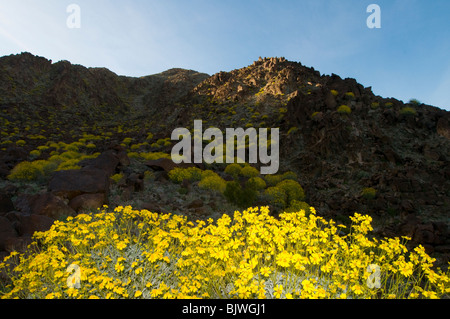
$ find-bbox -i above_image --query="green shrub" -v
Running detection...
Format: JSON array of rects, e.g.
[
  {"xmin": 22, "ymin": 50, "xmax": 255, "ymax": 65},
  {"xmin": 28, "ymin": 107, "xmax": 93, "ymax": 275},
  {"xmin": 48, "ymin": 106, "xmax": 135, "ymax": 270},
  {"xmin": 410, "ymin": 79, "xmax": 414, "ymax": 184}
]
[
  {"xmin": 282, "ymin": 171, "xmax": 298, "ymax": 181},
  {"xmin": 111, "ymin": 173, "xmax": 125, "ymax": 184},
  {"xmin": 168, "ymin": 167, "xmax": 202, "ymax": 184},
  {"xmin": 337, "ymin": 105, "xmax": 352, "ymax": 114},
  {"xmin": 345, "ymin": 92, "xmax": 355, "ymax": 99},
  {"xmin": 240, "ymin": 165, "xmax": 259, "ymax": 178},
  {"xmin": 409, "ymin": 99, "xmax": 421, "ymax": 106},
  {"xmin": 16, "ymin": 140, "xmax": 26, "ymax": 147},
  {"xmin": 276, "ymin": 180, "xmax": 305, "ymax": 205},
  {"xmin": 285, "ymin": 200, "xmax": 312, "ymax": 215},
  {"xmin": 400, "ymin": 107, "xmax": 417, "ymax": 116},
  {"xmin": 224, "ymin": 163, "xmax": 242, "ymax": 178},
  {"xmin": 371, "ymin": 102, "xmax": 380, "ymax": 109},
  {"xmin": 199, "ymin": 175, "xmax": 227, "ymax": 193},
  {"xmin": 361, "ymin": 187, "xmax": 377, "ymax": 200},
  {"xmin": 8, "ymin": 161, "xmax": 44, "ymax": 181},
  {"xmin": 246, "ymin": 177, "xmax": 266, "ymax": 191},
  {"xmin": 264, "ymin": 174, "xmax": 283, "ymax": 187},
  {"xmin": 264, "ymin": 186, "xmax": 287, "ymax": 208},
  {"xmin": 29, "ymin": 150, "xmax": 41, "ymax": 158},
  {"xmin": 224, "ymin": 181, "xmax": 258, "ymax": 208}
]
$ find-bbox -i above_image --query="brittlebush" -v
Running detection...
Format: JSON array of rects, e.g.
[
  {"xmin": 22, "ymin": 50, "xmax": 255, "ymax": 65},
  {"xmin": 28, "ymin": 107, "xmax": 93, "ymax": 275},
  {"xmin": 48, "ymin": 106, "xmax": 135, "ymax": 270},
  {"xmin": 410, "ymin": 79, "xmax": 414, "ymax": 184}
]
[{"xmin": 1, "ymin": 206, "xmax": 449, "ymax": 299}]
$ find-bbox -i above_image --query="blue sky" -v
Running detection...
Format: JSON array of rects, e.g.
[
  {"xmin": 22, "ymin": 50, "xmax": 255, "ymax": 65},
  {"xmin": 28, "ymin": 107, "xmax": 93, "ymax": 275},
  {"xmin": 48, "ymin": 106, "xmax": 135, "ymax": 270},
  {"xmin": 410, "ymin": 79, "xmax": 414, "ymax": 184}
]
[{"xmin": 0, "ymin": 0, "xmax": 449, "ymax": 110}]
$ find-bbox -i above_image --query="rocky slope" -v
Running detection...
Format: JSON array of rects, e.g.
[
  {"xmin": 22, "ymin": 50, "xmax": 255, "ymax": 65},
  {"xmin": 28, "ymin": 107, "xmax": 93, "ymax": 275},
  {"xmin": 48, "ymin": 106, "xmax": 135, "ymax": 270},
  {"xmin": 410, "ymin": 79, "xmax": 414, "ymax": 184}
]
[{"xmin": 0, "ymin": 53, "xmax": 449, "ymax": 266}]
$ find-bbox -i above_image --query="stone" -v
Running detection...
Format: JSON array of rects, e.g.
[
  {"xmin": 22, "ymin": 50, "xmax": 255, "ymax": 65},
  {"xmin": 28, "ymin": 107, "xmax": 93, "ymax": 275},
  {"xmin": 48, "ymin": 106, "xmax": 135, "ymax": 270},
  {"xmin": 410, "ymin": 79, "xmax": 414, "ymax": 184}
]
[
  {"xmin": 30, "ymin": 193, "xmax": 76, "ymax": 220},
  {"xmin": 17, "ymin": 214, "xmax": 55, "ymax": 236},
  {"xmin": 4, "ymin": 236, "xmax": 33, "ymax": 253},
  {"xmin": 437, "ymin": 115, "xmax": 450, "ymax": 140},
  {"xmin": 187, "ymin": 199, "xmax": 204, "ymax": 209},
  {"xmin": 126, "ymin": 173, "xmax": 145, "ymax": 192},
  {"xmin": 68, "ymin": 193, "xmax": 106, "ymax": 213},
  {"xmin": 81, "ymin": 149, "xmax": 120, "ymax": 176},
  {"xmin": 141, "ymin": 201, "xmax": 163, "ymax": 213},
  {"xmin": 0, "ymin": 194, "xmax": 15, "ymax": 213},
  {"xmin": 0, "ymin": 216, "xmax": 18, "ymax": 251},
  {"xmin": 48, "ymin": 168, "xmax": 110, "ymax": 200}
]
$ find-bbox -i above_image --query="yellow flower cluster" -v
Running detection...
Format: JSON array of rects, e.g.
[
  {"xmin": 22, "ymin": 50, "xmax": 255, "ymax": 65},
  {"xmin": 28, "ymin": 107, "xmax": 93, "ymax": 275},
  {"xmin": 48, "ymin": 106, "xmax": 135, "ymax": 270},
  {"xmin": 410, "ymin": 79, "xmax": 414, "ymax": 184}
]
[{"xmin": 1, "ymin": 206, "xmax": 449, "ymax": 299}]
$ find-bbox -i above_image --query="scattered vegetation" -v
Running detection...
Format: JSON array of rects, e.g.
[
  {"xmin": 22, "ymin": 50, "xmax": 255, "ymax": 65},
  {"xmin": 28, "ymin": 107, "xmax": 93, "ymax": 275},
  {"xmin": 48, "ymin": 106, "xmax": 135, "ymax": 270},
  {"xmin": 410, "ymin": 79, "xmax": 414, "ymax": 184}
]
[{"xmin": 2, "ymin": 206, "xmax": 448, "ymax": 299}]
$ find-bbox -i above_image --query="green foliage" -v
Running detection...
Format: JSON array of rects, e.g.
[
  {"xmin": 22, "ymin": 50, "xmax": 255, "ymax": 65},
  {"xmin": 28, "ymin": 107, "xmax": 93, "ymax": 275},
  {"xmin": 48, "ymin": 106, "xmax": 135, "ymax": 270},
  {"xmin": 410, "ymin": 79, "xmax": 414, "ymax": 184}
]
[
  {"xmin": 15, "ymin": 140, "xmax": 26, "ymax": 146},
  {"xmin": 264, "ymin": 186, "xmax": 287, "ymax": 208},
  {"xmin": 264, "ymin": 174, "xmax": 283, "ymax": 187},
  {"xmin": 199, "ymin": 175, "xmax": 227, "ymax": 193},
  {"xmin": 409, "ymin": 99, "xmax": 421, "ymax": 106},
  {"xmin": 122, "ymin": 137, "xmax": 133, "ymax": 145},
  {"xmin": 240, "ymin": 165, "xmax": 259, "ymax": 178},
  {"xmin": 246, "ymin": 177, "xmax": 266, "ymax": 191},
  {"xmin": 285, "ymin": 200, "xmax": 312, "ymax": 215},
  {"xmin": 276, "ymin": 179, "xmax": 305, "ymax": 205},
  {"xmin": 224, "ymin": 163, "xmax": 242, "ymax": 178},
  {"xmin": 345, "ymin": 92, "xmax": 355, "ymax": 99},
  {"xmin": 111, "ymin": 173, "xmax": 125, "ymax": 184},
  {"xmin": 8, "ymin": 161, "xmax": 44, "ymax": 181},
  {"xmin": 361, "ymin": 187, "xmax": 377, "ymax": 200},
  {"xmin": 29, "ymin": 150, "xmax": 41, "ymax": 158},
  {"xmin": 168, "ymin": 167, "xmax": 202, "ymax": 184},
  {"xmin": 330, "ymin": 89, "xmax": 339, "ymax": 97},
  {"xmin": 287, "ymin": 127, "xmax": 299, "ymax": 135},
  {"xmin": 224, "ymin": 181, "xmax": 258, "ymax": 208},
  {"xmin": 400, "ymin": 107, "xmax": 417, "ymax": 116},
  {"xmin": 371, "ymin": 102, "xmax": 380, "ymax": 109},
  {"xmin": 337, "ymin": 105, "xmax": 352, "ymax": 114}
]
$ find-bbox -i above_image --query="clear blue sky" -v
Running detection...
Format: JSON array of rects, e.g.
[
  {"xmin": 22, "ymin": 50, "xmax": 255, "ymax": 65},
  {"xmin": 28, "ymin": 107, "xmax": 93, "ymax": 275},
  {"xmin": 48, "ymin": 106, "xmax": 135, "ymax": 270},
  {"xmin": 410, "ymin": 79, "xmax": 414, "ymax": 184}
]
[{"xmin": 1, "ymin": 0, "xmax": 449, "ymax": 110}]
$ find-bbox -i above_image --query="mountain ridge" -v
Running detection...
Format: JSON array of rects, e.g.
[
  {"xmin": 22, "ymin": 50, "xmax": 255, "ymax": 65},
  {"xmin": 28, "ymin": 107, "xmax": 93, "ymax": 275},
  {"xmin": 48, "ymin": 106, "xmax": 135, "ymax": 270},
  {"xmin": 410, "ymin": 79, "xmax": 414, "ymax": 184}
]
[{"xmin": 1, "ymin": 52, "xmax": 449, "ymax": 263}]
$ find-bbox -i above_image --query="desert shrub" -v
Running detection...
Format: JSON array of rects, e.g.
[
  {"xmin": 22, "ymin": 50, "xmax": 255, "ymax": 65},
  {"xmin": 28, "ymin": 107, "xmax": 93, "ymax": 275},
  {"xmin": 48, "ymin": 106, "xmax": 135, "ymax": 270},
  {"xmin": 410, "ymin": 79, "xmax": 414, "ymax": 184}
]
[
  {"xmin": 64, "ymin": 144, "xmax": 79, "ymax": 152},
  {"xmin": 276, "ymin": 180, "xmax": 305, "ymax": 205},
  {"xmin": 282, "ymin": 171, "xmax": 298, "ymax": 181},
  {"xmin": 240, "ymin": 165, "xmax": 260, "ymax": 178},
  {"xmin": 122, "ymin": 138, "xmax": 133, "ymax": 145},
  {"xmin": 337, "ymin": 105, "xmax": 352, "ymax": 114},
  {"xmin": 361, "ymin": 187, "xmax": 377, "ymax": 200},
  {"xmin": 224, "ymin": 163, "xmax": 242, "ymax": 178},
  {"xmin": 284, "ymin": 200, "xmax": 312, "ymax": 215},
  {"xmin": 168, "ymin": 167, "xmax": 202, "ymax": 184},
  {"xmin": 224, "ymin": 181, "xmax": 258, "ymax": 208},
  {"xmin": 330, "ymin": 89, "xmax": 339, "ymax": 96},
  {"xmin": 345, "ymin": 92, "xmax": 355, "ymax": 99},
  {"xmin": 15, "ymin": 140, "xmax": 26, "ymax": 146},
  {"xmin": 7, "ymin": 161, "xmax": 44, "ymax": 181},
  {"xmin": 56, "ymin": 159, "xmax": 81, "ymax": 171},
  {"xmin": 246, "ymin": 177, "xmax": 266, "ymax": 191},
  {"xmin": 264, "ymin": 174, "xmax": 284, "ymax": 187},
  {"xmin": 1, "ymin": 206, "xmax": 449, "ymax": 299},
  {"xmin": 146, "ymin": 133, "xmax": 154, "ymax": 140},
  {"xmin": 111, "ymin": 173, "xmax": 125, "ymax": 184},
  {"xmin": 409, "ymin": 99, "xmax": 421, "ymax": 106},
  {"xmin": 371, "ymin": 102, "xmax": 380, "ymax": 109},
  {"xmin": 288, "ymin": 127, "xmax": 299, "ymax": 135},
  {"xmin": 60, "ymin": 151, "xmax": 81, "ymax": 160},
  {"xmin": 29, "ymin": 150, "xmax": 41, "ymax": 158},
  {"xmin": 264, "ymin": 186, "xmax": 287, "ymax": 208},
  {"xmin": 86, "ymin": 143, "xmax": 96, "ymax": 150},
  {"xmin": 400, "ymin": 107, "xmax": 417, "ymax": 116},
  {"xmin": 199, "ymin": 175, "xmax": 227, "ymax": 193}
]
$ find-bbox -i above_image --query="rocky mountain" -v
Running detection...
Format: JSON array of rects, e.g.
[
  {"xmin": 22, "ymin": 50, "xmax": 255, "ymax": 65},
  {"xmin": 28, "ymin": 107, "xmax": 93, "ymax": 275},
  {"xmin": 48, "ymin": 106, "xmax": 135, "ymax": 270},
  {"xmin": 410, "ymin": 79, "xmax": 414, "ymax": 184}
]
[{"xmin": 1, "ymin": 52, "xmax": 449, "ymax": 266}]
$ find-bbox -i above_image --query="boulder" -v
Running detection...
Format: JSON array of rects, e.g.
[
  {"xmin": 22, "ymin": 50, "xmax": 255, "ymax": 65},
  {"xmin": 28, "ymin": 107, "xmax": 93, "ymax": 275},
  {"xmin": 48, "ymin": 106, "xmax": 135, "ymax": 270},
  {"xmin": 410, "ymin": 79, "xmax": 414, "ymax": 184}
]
[
  {"xmin": 30, "ymin": 193, "xmax": 76, "ymax": 220},
  {"xmin": 48, "ymin": 168, "xmax": 110, "ymax": 200},
  {"xmin": 0, "ymin": 216, "xmax": 18, "ymax": 251},
  {"xmin": 0, "ymin": 194, "xmax": 15, "ymax": 213},
  {"xmin": 16, "ymin": 214, "xmax": 55, "ymax": 236},
  {"xmin": 81, "ymin": 149, "xmax": 120, "ymax": 176},
  {"xmin": 437, "ymin": 115, "xmax": 450, "ymax": 140},
  {"xmin": 68, "ymin": 193, "xmax": 106, "ymax": 213},
  {"xmin": 4, "ymin": 236, "xmax": 33, "ymax": 253}
]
